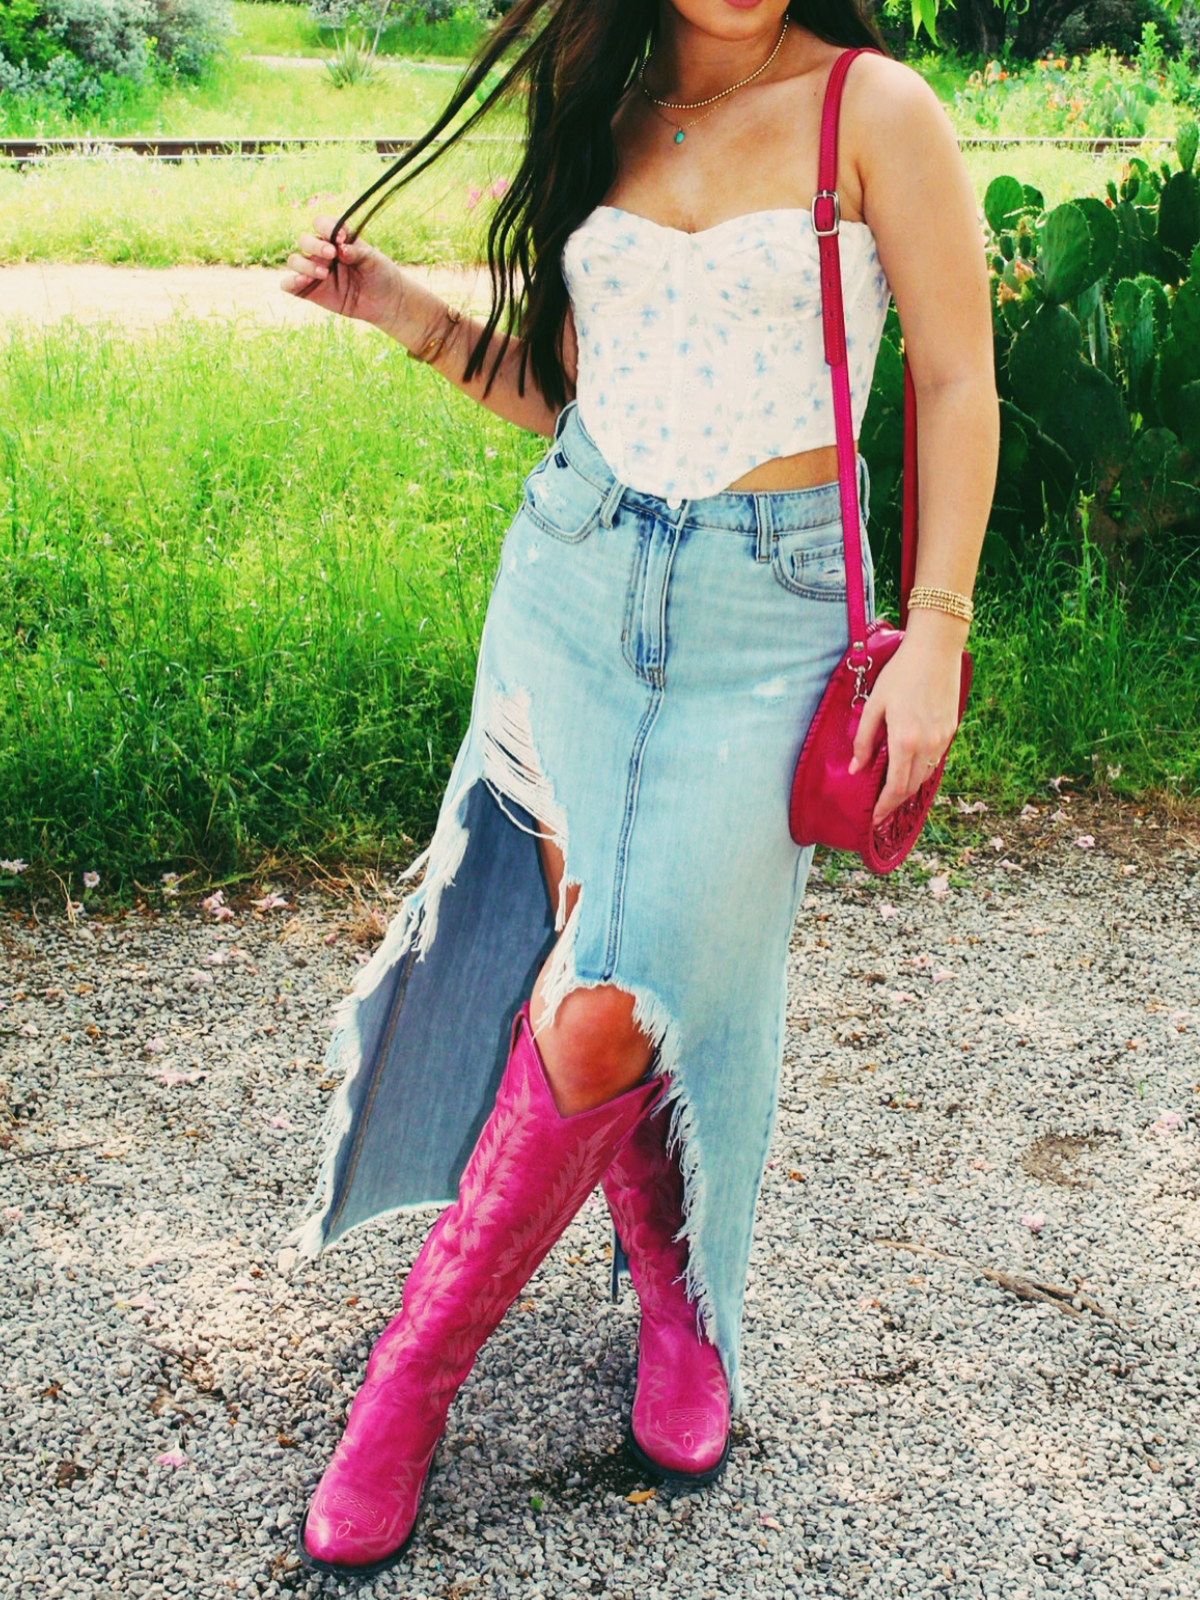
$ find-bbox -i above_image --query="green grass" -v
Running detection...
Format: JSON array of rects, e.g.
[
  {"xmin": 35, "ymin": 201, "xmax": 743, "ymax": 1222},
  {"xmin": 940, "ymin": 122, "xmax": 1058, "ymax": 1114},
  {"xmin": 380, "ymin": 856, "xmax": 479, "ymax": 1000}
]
[
  {"xmin": 0, "ymin": 52, "xmax": 523, "ymax": 141},
  {"xmin": 0, "ymin": 316, "xmax": 542, "ymax": 882},
  {"xmin": 230, "ymin": 0, "xmax": 493, "ymax": 62},
  {"xmin": 0, "ymin": 143, "xmax": 516, "ymax": 268},
  {"xmin": 0, "ymin": 140, "xmax": 1172, "ymax": 269},
  {"xmin": 2, "ymin": 317, "xmax": 1196, "ymax": 888}
]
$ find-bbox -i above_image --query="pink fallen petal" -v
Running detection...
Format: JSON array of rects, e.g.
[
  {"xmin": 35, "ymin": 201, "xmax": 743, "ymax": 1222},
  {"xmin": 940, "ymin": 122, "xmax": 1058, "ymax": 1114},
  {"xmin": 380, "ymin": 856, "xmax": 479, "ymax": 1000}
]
[
  {"xmin": 1121, "ymin": 864, "xmax": 1137, "ymax": 875},
  {"xmin": 229, "ymin": 1277, "xmax": 258, "ymax": 1293},
  {"xmin": 989, "ymin": 836, "xmax": 1004, "ymax": 851},
  {"xmin": 1019, "ymin": 804, "xmax": 1039, "ymax": 820},
  {"xmin": 928, "ymin": 874, "xmax": 950, "ymax": 897},
  {"xmin": 1152, "ymin": 1110, "xmax": 1183, "ymax": 1135},
  {"xmin": 145, "ymin": 1036, "xmax": 167, "ymax": 1053},
  {"xmin": 1048, "ymin": 775, "xmax": 1064, "ymax": 792},
  {"xmin": 323, "ymin": 930, "xmax": 338, "ymax": 945},
  {"xmin": 1050, "ymin": 808, "xmax": 1067, "ymax": 823},
  {"xmin": 760, "ymin": 1514, "xmax": 783, "ymax": 1531},
  {"xmin": 1020, "ymin": 1211, "xmax": 1046, "ymax": 1234},
  {"xmin": 213, "ymin": 906, "xmax": 235, "ymax": 922},
  {"xmin": 931, "ymin": 968, "xmax": 956, "ymax": 983},
  {"xmin": 877, "ymin": 903, "xmax": 899, "ymax": 920},
  {"xmin": 910, "ymin": 953, "xmax": 932, "ymax": 968},
  {"xmin": 19, "ymin": 1021, "xmax": 39, "ymax": 1036},
  {"xmin": 200, "ymin": 891, "xmax": 224, "ymax": 913},
  {"xmin": 1075, "ymin": 835, "xmax": 1095, "ymax": 849},
  {"xmin": 268, "ymin": 1115, "xmax": 290, "ymax": 1130},
  {"xmin": 252, "ymin": 893, "xmax": 289, "ymax": 911},
  {"xmin": 1170, "ymin": 1010, "xmax": 1192, "ymax": 1024},
  {"xmin": 956, "ymin": 798, "xmax": 988, "ymax": 814},
  {"xmin": 890, "ymin": 990, "xmax": 916, "ymax": 1004},
  {"xmin": 2, "ymin": 1206, "xmax": 23, "ymax": 1223},
  {"xmin": 154, "ymin": 1449, "xmax": 188, "ymax": 1468},
  {"xmin": 201, "ymin": 951, "xmax": 228, "ymax": 966}
]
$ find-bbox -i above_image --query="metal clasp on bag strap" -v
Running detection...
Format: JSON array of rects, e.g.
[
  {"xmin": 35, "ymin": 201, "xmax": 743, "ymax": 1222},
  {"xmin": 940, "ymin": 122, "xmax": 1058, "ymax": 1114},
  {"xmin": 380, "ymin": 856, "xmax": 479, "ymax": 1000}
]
[
  {"xmin": 847, "ymin": 651, "xmax": 873, "ymax": 708},
  {"xmin": 811, "ymin": 189, "xmax": 841, "ymax": 236}
]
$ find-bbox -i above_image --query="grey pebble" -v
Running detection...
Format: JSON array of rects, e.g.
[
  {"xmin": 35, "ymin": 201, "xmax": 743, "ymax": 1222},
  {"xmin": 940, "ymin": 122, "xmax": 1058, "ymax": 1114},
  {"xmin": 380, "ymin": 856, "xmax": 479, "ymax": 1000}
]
[{"xmin": 1, "ymin": 812, "xmax": 1198, "ymax": 1599}]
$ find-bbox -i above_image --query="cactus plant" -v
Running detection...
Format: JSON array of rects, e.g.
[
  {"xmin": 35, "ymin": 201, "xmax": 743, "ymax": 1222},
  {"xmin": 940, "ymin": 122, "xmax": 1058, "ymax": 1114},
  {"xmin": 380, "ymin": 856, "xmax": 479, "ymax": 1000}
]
[
  {"xmin": 864, "ymin": 140, "xmax": 1200, "ymax": 577},
  {"xmin": 1158, "ymin": 170, "xmax": 1200, "ymax": 273}
]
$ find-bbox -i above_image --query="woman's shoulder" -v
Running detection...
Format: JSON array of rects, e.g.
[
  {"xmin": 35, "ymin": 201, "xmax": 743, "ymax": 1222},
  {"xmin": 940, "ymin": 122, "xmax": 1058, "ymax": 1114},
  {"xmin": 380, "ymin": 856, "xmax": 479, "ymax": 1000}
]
[
  {"xmin": 841, "ymin": 49, "xmax": 950, "ymax": 140},
  {"xmin": 840, "ymin": 50, "xmax": 957, "ymax": 184}
]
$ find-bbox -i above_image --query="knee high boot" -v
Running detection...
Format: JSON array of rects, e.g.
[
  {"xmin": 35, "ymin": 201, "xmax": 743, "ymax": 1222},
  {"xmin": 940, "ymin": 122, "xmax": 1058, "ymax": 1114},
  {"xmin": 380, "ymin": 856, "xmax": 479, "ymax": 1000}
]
[
  {"xmin": 601, "ymin": 1084, "xmax": 731, "ymax": 1485},
  {"xmin": 298, "ymin": 1002, "xmax": 664, "ymax": 1577}
]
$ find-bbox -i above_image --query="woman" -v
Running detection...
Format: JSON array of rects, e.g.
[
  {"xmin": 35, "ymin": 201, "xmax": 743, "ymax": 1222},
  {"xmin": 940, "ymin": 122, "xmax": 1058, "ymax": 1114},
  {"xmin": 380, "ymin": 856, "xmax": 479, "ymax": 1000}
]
[{"xmin": 281, "ymin": 0, "xmax": 998, "ymax": 1577}]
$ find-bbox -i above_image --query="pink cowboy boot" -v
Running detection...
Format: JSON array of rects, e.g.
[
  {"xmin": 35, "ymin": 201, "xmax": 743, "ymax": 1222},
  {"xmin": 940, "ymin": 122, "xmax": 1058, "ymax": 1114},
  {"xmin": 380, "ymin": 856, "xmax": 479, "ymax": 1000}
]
[
  {"xmin": 602, "ymin": 1087, "xmax": 731, "ymax": 1485},
  {"xmin": 298, "ymin": 1002, "xmax": 663, "ymax": 1577}
]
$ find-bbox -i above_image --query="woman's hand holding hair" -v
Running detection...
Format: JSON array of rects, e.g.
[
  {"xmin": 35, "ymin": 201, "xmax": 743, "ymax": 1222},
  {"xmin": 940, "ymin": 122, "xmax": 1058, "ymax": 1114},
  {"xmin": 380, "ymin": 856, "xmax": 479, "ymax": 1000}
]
[
  {"xmin": 847, "ymin": 609, "xmax": 970, "ymax": 828},
  {"xmin": 281, "ymin": 213, "xmax": 409, "ymax": 331}
]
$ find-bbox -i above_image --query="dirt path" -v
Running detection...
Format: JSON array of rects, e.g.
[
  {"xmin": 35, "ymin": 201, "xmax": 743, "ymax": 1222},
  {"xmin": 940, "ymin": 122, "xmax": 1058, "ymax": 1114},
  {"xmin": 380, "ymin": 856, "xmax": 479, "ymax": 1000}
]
[{"xmin": 0, "ymin": 261, "xmax": 493, "ymax": 331}]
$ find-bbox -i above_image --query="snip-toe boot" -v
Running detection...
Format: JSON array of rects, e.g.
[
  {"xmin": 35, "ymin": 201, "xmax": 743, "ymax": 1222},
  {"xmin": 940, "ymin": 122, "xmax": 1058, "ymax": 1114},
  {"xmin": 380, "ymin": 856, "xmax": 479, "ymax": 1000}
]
[
  {"xmin": 602, "ymin": 1086, "xmax": 731, "ymax": 1485},
  {"xmin": 298, "ymin": 1002, "xmax": 663, "ymax": 1577}
]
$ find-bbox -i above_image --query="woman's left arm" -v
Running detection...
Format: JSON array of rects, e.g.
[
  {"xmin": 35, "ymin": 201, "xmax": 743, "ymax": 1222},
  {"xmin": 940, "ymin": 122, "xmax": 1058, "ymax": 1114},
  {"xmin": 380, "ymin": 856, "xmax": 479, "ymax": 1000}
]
[{"xmin": 841, "ymin": 56, "xmax": 1000, "ymax": 825}]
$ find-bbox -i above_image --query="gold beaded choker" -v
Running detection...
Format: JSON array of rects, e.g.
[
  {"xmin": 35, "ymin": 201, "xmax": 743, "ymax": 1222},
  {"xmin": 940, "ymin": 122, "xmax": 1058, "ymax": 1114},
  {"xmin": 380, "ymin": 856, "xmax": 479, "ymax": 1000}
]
[{"xmin": 639, "ymin": 16, "xmax": 789, "ymax": 145}]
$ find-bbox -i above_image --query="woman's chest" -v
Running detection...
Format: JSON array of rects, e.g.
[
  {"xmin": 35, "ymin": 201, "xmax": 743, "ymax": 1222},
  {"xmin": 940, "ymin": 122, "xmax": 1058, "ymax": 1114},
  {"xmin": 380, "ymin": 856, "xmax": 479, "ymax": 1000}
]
[{"xmin": 561, "ymin": 205, "xmax": 880, "ymax": 330}]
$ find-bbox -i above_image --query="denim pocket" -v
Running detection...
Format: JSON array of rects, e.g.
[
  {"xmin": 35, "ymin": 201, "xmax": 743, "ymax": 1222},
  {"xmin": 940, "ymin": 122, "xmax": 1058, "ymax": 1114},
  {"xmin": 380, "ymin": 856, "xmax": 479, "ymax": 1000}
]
[
  {"xmin": 770, "ymin": 524, "xmax": 875, "ymax": 614},
  {"xmin": 521, "ymin": 448, "xmax": 605, "ymax": 543}
]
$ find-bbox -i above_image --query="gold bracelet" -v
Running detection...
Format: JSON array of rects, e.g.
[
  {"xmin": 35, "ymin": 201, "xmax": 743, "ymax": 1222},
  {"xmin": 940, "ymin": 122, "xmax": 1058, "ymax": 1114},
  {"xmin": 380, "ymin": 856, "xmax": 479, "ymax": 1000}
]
[
  {"xmin": 907, "ymin": 585, "xmax": 974, "ymax": 624},
  {"xmin": 407, "ymin": 306, "xmax": 463, "ymax": 365}
]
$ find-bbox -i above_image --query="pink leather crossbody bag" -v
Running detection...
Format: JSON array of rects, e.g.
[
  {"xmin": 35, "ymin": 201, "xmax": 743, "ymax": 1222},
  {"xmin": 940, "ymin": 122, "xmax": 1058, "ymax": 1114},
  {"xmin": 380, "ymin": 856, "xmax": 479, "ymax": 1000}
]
[{"xmin": 788, "ymin": 46, "xmax": 973, "ymax": 873}]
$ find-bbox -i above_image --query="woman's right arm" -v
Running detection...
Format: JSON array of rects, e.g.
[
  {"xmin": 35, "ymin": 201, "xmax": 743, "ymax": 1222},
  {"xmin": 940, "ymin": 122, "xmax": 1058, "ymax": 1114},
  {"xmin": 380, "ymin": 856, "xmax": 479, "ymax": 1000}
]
[{"xmin": 282, "ymin": 216, "xmax": 576, "ymax": 439}]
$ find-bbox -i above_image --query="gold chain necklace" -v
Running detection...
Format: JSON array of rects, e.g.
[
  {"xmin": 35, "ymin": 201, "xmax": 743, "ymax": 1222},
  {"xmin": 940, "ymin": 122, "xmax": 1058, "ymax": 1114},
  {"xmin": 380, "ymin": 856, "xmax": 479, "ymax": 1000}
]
[{"xmin": 639, "ymin": 15, "xmax": 789, "ymax": 145}]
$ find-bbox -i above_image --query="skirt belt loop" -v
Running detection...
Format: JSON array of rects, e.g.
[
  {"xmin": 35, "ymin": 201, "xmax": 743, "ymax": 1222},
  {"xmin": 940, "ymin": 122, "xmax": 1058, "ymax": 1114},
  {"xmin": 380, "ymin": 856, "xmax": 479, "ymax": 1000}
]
[
  {"xmin": 600, "ymin": 476, "xmax": 627, "ymax": 529},
  {"xmin": 753, "ymin": 493, "xmax": 773, "ymax": 563}
]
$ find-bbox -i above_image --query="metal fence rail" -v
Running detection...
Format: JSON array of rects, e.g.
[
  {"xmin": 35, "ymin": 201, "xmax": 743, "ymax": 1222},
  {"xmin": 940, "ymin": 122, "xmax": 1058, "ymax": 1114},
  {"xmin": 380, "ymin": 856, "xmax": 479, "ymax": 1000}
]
[
  {"xmin": 0, "ymin": 131, "xmax": 1178, "ymax": 167},
  {"xmin": 0, "ymin": 134, "xmax": 517, "ymax": 167}
]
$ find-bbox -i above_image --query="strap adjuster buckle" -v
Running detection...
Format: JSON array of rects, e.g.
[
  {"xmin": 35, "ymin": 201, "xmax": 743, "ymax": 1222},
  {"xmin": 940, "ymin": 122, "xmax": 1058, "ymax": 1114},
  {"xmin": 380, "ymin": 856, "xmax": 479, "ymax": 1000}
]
[{"xmin": 811, "ymin": 189, "xmax": 840, "ymax": 236}]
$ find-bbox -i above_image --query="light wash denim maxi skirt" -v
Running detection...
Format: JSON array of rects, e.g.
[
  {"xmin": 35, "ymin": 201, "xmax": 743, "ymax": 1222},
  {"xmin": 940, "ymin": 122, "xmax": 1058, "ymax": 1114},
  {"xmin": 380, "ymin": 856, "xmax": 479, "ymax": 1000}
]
[{"xmin": 293, "ymin": 398, "xmax": 875, "ymax": 1416}]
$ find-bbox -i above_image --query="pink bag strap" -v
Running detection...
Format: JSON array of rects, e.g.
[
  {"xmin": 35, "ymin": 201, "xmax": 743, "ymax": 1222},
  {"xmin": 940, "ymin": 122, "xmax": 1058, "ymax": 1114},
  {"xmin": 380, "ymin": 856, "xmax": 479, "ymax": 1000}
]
[{"xmin": 815, "ymin": 46, "xmax": 919, "ymax": 659}]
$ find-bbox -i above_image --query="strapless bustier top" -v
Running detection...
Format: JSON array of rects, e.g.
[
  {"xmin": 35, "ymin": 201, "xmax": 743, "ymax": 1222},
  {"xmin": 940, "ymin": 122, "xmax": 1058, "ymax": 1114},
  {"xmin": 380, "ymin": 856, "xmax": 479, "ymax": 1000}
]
[{"xmin": 560, "ymin": 204, "xmax": 892, "ymax": 507}]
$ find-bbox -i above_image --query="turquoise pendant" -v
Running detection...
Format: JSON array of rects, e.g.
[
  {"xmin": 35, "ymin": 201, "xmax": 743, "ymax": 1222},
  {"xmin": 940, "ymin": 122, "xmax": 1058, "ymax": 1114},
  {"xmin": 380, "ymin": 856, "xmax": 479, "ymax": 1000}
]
[{"xmin": 674, "ymin": 128, "xmax": 685, "ymax": 144}]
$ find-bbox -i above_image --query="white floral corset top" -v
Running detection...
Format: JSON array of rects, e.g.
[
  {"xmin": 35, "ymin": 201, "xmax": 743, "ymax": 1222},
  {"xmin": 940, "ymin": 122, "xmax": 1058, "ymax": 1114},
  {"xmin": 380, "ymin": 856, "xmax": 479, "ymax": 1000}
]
[{"xmin": 560, "ymin": 204, "xmax": 893, "ymax": 507}]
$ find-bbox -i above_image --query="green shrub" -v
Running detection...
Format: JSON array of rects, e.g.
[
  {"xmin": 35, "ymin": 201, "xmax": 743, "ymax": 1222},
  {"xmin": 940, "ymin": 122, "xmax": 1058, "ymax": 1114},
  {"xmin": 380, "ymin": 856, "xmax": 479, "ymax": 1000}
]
[
  {"xmin": 0, "ymin": 0, "xmax": 231, "ymax": 114},
  {"xmin": 0, "ymin": 0, "xmax": 60, "ymax": 71}
]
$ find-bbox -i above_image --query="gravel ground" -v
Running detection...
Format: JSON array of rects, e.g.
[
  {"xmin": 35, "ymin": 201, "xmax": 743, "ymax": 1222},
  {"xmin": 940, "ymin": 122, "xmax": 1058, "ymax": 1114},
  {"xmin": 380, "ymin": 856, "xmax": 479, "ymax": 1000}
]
[{"xmin": 1, "ymin": 799, "xmax": 1198, "ymax": 1600}]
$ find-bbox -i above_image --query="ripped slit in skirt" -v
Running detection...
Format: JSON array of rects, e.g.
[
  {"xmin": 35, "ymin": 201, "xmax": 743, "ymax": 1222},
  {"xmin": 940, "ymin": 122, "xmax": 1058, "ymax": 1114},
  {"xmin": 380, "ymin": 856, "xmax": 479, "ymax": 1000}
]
[{"xmin": 291, "ymin": 399, "xmax": 875, "ymax": 1416}]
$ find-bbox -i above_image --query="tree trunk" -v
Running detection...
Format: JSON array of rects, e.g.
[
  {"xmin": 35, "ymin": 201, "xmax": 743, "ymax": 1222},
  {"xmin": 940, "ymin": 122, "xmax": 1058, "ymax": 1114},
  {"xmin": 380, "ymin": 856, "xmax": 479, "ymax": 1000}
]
[
  {"xmin": 940, "ymin": 0, "xmax": 1009, "ymax": 59},
  {"xmin": 1013, "ymin": 0, "xmax": 1088, "ymax": 60}
]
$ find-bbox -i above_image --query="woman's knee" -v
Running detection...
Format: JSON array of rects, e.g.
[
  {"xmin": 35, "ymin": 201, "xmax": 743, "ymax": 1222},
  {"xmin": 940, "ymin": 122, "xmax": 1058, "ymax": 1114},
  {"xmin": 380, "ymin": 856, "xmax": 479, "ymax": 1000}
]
[{"xmin": 530, "ymin": 980, "xmax": 655, "ymax": 1115}]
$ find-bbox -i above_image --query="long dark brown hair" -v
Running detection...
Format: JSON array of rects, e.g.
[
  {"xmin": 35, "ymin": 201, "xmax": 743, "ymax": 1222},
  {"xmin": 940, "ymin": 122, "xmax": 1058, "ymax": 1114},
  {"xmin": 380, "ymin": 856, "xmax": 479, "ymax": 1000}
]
[{"xmin": 313, "ymin": 1, "xmax": 886, "ymax": 412}]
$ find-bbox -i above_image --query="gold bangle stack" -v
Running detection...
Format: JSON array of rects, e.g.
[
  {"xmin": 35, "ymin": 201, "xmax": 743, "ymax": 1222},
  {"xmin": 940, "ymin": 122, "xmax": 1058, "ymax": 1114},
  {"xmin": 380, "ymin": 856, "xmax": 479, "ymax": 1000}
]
[
  {"xmin": 408, "ymin": 306, "xmax": 463, "ymax": 365},
  {"xmin": 907, "ymin": 585, "xmax": 974, "ymax": 624}
]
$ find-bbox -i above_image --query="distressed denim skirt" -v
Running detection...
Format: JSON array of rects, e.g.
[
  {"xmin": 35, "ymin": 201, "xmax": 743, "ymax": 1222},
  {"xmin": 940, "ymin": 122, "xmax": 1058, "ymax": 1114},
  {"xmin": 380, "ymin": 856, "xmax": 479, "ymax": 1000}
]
[{"xmin": 293, "ymin": 397, "xmax": 875, "ymax": 1415}]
